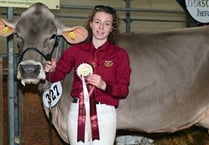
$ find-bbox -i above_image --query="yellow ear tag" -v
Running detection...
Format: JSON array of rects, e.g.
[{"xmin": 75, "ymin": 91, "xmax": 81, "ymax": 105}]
[
  {"xmin": 68, "ymin": 31, "xmax": 76, "ymax": 39},
  {"xmin": 2, "ymin": 26, "xmax": 9, "ymax": 33}
]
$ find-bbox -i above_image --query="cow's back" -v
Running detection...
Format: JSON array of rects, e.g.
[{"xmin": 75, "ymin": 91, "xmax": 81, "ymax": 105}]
[{"xmin": 116, "ymin": 26, "xmax": 209, "ymax": 132}]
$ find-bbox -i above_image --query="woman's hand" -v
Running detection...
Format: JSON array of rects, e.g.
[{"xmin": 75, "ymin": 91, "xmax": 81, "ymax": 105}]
[
  {"xmin": 45, "ymin": 58, "xmax": 56, "ymax": 72},
  {"xmin": 86, "ymin": 74, "xmax": 106, "ymax": 91}
]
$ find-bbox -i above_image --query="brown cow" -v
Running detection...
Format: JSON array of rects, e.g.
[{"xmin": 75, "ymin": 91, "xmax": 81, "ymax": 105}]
[{"xmin": 1, "ymin": 2, "xmax": 209, "ymax": 144}]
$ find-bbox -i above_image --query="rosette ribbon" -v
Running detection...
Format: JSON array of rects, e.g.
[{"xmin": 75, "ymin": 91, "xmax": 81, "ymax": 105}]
[{"xmin": 77, "ymin": 76, "xmax": 99, "ymax": 142}]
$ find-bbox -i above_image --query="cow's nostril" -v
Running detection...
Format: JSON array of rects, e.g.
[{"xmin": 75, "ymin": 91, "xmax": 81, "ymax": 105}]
[
  {"xmin": 19, "ymin": 64, "xmax": 41, "ymax": 77},
  {"xmin": 34, "ymin": 65, "xmax": 41, "ymax": 74},
  {"xmin": 19, "ymin": 64, "xmax": 27, "ymax": 74}
]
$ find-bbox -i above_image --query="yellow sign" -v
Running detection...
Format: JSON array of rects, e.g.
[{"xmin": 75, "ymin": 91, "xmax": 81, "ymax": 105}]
[{"xmin": 0, "ymin": 0, "xmax": 60, "ymax": 9}]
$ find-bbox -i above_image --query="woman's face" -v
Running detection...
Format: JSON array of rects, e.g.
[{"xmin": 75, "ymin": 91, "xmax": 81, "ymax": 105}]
[{"xmin": 90, "ymin": 11, "xmax": 113, "ymax": 42}]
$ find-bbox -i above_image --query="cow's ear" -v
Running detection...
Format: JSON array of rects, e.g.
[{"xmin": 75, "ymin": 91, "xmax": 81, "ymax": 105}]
[
  {"xmin": 62, "ymin": 26, "xmax": 88, "ymax": 44},
  {"xmin": 0, "ymin": 18, "xmax": 15, "ymax": 37}
]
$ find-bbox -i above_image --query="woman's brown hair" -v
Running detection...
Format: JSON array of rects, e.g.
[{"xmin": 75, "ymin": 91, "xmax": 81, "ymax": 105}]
[{"xmin": 85, "ymin": 5, "xmax": 120, "ymax": 44}]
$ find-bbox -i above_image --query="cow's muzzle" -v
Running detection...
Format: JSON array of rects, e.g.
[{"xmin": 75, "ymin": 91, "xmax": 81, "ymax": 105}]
[{"xmin": 17, "ymin": 60, "xmax": 46, "ymax": 86}]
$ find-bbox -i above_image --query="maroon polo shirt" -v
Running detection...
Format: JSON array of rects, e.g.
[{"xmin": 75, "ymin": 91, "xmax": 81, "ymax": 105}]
[{"xmin": 47, "ymin": 40, "xmax": 131, "ymax": 106}]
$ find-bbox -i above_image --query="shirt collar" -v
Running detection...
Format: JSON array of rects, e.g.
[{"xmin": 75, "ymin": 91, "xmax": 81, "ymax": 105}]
[{"xmin": 82, "ymin": 40, "xmax": 112, "ymax": 52}]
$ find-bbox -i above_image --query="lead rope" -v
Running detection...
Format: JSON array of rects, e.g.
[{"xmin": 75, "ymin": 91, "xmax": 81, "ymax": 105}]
[
  {"xmin": 48, "ymin": 74, "xmax": 53, "ymax": 145},
  {"xmin": 47, "ymin": 43, "xmax": 61, "ymax": 145},
  {"xmin": 48, "ymin": 40, "xmax": 61, "ymax": 145},
  {"xmin": 49, "ymin": 107, "xmax": 53, "ymax": 145}
]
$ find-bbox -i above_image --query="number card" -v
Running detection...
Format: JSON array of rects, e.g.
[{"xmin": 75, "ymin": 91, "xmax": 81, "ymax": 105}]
[{"xmin": 42, "ymin": 81, "xmax": 62, "ymax": 108}]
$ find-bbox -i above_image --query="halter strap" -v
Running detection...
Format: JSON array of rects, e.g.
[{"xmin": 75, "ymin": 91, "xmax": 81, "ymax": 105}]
[{"xmin": 19, "ymin": 35, "xmax": 59, "ymax": 62}]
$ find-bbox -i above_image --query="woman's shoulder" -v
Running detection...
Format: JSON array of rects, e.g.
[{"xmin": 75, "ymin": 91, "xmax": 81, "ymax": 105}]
[
  {"xmin": 66, "ymin": 41, "xmax": 90, "ymax": 51},
  {"xmin": 111, "ymin": 43, "xmax": 128, "ymax": 55},
  {"xmin": 70, "ymin": 41, "xmax": 88, "ymax": 48}
]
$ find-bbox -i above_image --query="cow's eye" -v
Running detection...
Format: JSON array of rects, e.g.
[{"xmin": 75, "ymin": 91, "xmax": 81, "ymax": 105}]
[
  {"xmin": 14, "ymin": 33, "xmax": 23, "ymax": 40},
  {"xmin": 14, "ymin": 32, "xmax": 20, "ymax": 38},
  {"xmin": 44, "ymin": 34, "xmax": 58, "ymax": 51},
  {"xmin": 14, "ymin": 33, "xmax": 24, "ymax": 49},
  {"xmin": 50, "ymin": 34, "xmax": 57, "ymax": 40}
]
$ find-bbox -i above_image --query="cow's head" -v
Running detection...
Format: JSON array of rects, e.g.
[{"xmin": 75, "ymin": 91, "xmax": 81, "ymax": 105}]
[{"xmin": 0, "ymin": 3, "xmax": 88, "ymax": 86}]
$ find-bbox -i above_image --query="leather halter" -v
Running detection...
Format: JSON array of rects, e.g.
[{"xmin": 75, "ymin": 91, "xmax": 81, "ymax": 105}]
[{"xmin": 18, "ymin": 35, "xmax": 59, "ymax": 62}]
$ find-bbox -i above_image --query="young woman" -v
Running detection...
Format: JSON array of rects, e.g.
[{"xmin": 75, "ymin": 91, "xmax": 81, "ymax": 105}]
[{"xmin": 45, "ymin": 5, "xmax": 131, "ymax": 145}]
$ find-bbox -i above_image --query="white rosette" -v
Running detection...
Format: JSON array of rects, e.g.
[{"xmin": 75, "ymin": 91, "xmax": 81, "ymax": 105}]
[
  {"xmin": 77, "ymin": 63, "xmax": 93, "ymax": 103},
  {"xmin": 77, "ymin": 63, "xmax": 93, "ymax": 77}
]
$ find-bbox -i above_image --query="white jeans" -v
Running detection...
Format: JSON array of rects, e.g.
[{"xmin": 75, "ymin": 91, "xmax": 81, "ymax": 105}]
[{"xmin": 67, "ymin": 102, "xmax": 116, "ymax": 145}]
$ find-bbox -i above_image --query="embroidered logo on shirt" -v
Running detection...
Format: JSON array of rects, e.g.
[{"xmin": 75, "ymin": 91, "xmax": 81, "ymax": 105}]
[{"xmin": 104, "ymin": 60, "xmax": 113, "ymax": 67}]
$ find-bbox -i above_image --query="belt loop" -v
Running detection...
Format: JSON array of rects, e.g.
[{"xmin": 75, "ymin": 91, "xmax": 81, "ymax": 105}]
[{"xmin": 72, "ymin": 97, "xmax": 79, "ymax": 103}]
